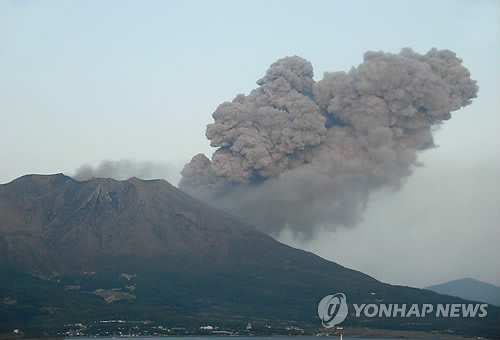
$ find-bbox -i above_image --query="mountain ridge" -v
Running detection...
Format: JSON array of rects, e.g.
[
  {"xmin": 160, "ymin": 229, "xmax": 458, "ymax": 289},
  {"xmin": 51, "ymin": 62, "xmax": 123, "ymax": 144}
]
[{"xmin": 425, "ymin": 278, "xmax": 500, "ymax": 306}]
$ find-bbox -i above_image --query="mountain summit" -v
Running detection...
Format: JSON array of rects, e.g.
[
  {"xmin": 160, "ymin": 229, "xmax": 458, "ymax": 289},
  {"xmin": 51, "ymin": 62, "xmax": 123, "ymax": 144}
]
[
  {"xmin": 0, "ymin": 174, "xmax": 498, "ymax": 337},
  {"xmin": 0, "ymin": 174, "xmax": 273, "ymax": 274}
]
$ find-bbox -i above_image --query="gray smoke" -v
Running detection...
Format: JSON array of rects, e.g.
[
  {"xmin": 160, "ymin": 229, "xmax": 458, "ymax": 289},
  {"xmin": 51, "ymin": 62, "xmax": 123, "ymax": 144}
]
[
  {"xmin": 73, "ymin": 160, "xmax": 176, "ymax": 182},
  {"xmin": 180, "ymin": 48, "xmax": 478, "ymax": 238}
]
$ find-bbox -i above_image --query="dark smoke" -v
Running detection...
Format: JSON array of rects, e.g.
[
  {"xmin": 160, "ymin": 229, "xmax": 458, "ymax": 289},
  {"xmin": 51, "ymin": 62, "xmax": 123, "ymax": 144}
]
[
  {"xmin": 180, "ymin": 48, "xmax": 478, "ymax": 238},
  {"xmin": 73, "ymin": 160, "xmax": 176, "ymax": 182}
]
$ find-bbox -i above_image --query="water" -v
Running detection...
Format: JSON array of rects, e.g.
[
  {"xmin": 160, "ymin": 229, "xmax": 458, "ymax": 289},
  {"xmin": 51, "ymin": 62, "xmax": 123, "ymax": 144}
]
[{"xmin": 69, "ymin": 338, "xmax": 433, "ymax": 340}]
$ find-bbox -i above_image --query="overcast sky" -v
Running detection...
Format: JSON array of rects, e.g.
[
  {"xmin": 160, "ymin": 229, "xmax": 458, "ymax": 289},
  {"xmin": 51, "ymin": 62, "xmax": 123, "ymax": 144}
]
[{"xmin": 1, "ymin": 0, "xmax": 499, "ymax": 287}]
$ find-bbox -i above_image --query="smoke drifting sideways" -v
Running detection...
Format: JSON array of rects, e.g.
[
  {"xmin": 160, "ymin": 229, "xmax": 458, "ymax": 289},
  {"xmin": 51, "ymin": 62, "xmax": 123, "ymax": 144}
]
[
  {"xmin": 180, "ymin": 48, "xmax": 478, "ymax": 238},
  {"xmin": 73, "ymin": 160, "xmax": 176, "ymax": 182}
]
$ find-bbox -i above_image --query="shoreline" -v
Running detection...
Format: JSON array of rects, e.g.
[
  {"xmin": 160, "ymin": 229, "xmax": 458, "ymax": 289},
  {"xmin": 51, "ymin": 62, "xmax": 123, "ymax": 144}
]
[{"xmin": 3, "ymin": 333, "xmax": 487, "ymax": 340}]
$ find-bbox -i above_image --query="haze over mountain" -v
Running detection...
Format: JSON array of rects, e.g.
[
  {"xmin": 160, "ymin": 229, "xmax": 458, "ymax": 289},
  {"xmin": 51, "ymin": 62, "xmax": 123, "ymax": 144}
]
[
  {"xmin": 0, "ymin": 174, "xmax": 498, "ymax": 337},
  {"xmin": 425, "ymin": 278, "xmax": 500, "ymax": 307}
]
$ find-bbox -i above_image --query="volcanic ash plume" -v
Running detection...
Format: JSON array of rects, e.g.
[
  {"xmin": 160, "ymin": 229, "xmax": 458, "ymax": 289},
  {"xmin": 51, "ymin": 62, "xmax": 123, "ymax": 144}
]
[{"xmin": 180, "ymin": 48, "xmax": 478, "ymax": 237}]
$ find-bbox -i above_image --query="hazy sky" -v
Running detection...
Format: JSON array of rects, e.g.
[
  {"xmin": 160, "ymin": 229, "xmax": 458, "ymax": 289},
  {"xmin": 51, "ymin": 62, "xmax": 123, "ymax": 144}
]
[{"xmin": 1, "ymin": 0, "xmax": 499, "ymax": 287}]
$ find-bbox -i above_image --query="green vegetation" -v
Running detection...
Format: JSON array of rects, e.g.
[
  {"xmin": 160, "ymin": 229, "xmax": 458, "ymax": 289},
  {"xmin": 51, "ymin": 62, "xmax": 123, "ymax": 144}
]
[{"xmin": 1, "ymin": 263, "xmax": 499, "ymax": 338}]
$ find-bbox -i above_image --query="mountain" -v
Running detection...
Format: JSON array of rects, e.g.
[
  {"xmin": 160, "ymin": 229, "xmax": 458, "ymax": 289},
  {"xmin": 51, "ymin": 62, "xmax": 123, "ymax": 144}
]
[
  {"xmin": 0, "ymin": 173, "xmax": 276, "ymax": 275},
  {"xmin": 425, "ymin": 278, "xmax": 500, "ymax": 306},
  {"xmin": 0, "ymin": 174, "xmax": 498, "ymax": 338}
]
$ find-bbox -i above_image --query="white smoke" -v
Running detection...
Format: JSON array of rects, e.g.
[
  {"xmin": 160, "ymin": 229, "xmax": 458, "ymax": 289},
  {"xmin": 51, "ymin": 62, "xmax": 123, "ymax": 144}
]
[
  {"xmin": 180, "ymin": 48, "xmax": 478, "ymax": 237},
  {"xmin": 73, "ymin": 160, "xmax": 176, "ymax": 182}
]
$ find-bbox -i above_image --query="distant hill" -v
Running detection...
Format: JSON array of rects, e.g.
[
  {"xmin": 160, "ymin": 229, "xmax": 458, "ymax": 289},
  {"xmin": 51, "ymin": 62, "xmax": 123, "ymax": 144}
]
[
  {"xmin": 425, "ymin": 278, "xmax": 500, "ymax": 306},
  {"xmin": 0, "ymin": 174, "xmax": 498, "ymax": 338}
]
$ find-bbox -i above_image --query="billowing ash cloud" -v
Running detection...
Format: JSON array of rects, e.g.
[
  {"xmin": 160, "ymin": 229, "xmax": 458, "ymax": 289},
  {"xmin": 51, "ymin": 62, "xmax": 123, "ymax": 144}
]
[
  {"xmin": 179, "ymin": 48, "xmax": 478, "ymax": 237},
  {"xmin": 73, "ymin": 160, "xmax": 176, "ymax": 182}
]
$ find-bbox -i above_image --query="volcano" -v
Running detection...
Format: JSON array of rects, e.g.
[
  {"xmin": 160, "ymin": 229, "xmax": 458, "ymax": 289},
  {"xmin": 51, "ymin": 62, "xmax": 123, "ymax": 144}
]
[{"xmin": 0, "ymin": 174, "xmax": 497, "ymax": 337}]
